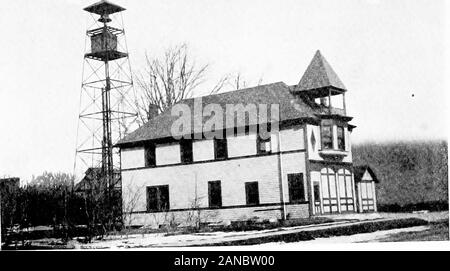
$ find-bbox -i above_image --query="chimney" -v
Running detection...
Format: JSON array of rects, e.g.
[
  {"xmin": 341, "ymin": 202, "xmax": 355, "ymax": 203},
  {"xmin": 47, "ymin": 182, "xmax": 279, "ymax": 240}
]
[{"xmin": 147, "ymin": 104, "xmax": 159, "ymax": 121}]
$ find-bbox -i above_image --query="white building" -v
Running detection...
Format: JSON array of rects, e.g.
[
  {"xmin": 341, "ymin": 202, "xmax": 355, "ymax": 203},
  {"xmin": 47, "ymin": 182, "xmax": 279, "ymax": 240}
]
[{"xmin": 116, "ymin": 50, "xmax": 378, "ymax": 228}]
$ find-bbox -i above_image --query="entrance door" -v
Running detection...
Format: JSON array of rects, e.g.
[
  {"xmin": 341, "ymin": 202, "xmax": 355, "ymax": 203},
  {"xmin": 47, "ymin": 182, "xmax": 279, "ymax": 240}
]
[
  {"xmin": 338, "ymin": 169, "xmax": 355, "ymax": 212},
  {"xmin": 360, "ymin": 181, "xmax": 375, "ymax": 212},
  {"xmin": 320, "ymin": 168, "xmax": 338, "ymax": 213}
]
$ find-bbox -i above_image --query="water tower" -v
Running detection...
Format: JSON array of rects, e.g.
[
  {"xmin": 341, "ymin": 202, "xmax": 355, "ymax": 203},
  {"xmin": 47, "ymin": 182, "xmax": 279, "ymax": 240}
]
[{"xmin": 74, "ymin": 0, "xmax": 137, "ymax": 221}]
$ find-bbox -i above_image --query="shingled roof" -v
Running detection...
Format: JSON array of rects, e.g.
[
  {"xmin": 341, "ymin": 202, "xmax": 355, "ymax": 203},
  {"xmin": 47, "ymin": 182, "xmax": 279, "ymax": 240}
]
[
  {"xmin": 116, "ymin": 82, "xmax": 323, "ymax": 146},
  {"xmin": 116, "ymin": 51, "xmax": 352, "ymax": 146},
  {"xmin": 296, "ymin": 50, "xmax": 346, "ymax": 92}
]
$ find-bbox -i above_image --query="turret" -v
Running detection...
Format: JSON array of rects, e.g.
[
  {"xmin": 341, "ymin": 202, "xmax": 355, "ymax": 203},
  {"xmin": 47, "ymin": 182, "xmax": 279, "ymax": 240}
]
[{"xmin": 294, "ymin": 50, "xmax": 347, "ymax": 116}]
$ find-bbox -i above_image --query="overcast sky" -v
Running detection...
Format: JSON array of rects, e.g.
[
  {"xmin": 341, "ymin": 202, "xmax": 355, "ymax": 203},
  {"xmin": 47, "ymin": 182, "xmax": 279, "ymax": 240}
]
[{"xmin": 0, "ymin": 0, "xmax": 447, "ymax": 181}]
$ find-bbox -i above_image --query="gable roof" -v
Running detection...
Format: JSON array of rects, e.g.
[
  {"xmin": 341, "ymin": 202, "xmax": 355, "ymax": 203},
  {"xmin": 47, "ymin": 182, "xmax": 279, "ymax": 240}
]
[
  {"xmin": 354, "ymin": 165, "xmax": 379, "ymax": 183},
  {"xmin": 116, "ymin": 82, "xmax": 321, "ymax": 146},
  {"xmin": 296, "ymin": 50, "xmax": 346, "ymax": 92}
]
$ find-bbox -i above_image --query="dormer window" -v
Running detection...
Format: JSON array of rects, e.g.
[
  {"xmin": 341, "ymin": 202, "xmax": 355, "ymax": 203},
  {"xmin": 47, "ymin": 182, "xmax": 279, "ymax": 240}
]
[{"xmin": 321, "ymin": 125, "xmax": 333, "ymax": 150}]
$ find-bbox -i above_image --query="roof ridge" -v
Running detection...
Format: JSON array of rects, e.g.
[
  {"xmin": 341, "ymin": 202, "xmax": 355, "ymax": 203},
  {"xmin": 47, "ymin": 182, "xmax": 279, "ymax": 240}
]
[{"xmin": 180, "ymin": 81, "xmax": 287, "ymax": 103}]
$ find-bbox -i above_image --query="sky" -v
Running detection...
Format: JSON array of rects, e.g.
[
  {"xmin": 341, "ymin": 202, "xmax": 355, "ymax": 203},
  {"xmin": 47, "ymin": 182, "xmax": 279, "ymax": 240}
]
[{"xmin": 0, "ymin": 0, "xmax": 448, "ymax": 181}]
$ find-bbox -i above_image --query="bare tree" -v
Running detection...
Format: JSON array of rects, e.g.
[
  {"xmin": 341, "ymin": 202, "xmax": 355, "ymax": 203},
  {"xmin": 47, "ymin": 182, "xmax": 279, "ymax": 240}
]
[
  {"xmin": 122, "ymin": 183, "xmax": 145, "ymax": 231},
  {"xmin": 229, "ymin": 72, "xmax": 264, "ymax": 90},
  {"xmin": 133, "ymin": 44, "xmax": 265, "ymax": 126},
  {"xmin": 134, "ymin": 44, "xmax": 229, "ymax": 126}
]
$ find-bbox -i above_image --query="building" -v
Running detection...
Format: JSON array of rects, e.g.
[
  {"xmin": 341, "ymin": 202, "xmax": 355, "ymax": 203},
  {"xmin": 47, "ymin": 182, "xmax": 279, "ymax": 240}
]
[
  {"xmin": 116, "ymin": 50, "xmax": 375, "ymax": 228},
  {"xmin": 0, "ymin": 178, "xmax": 20, "ymax": 193},
  {"xmin": 0, "ymin": 177, "xmax": 20, "ymax": 233},
  {"xmin": 353, "ymin": 165, "xmax": 379, "ymax": 212}
]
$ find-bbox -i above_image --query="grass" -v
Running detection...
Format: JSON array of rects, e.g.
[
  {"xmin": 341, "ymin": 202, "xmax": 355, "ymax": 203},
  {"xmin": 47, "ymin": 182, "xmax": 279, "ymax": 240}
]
[
  {"xmin": 110, "ymin": 217, "xmax": 335, "ymax": 237},
  {"xmin": 2, "ymin": 217, "xmax": 439, "ymax": 249},
  {"xmin": 376, "ymin": 220, "xmax": 449, "ymax": 242},
  {"xmin": 200, "ymin": 218, "xmax": 429, "ymax": 246},
  {"xmin": 217, "ymin": 217, "xmax": 334, "ymax": 232}
]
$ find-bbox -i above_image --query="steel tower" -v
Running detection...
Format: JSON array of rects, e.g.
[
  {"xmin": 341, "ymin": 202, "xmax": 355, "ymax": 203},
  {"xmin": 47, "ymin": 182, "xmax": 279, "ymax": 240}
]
[{"xmin": 74, "ymin": 0, "xmax": 137, "ymax": 220}]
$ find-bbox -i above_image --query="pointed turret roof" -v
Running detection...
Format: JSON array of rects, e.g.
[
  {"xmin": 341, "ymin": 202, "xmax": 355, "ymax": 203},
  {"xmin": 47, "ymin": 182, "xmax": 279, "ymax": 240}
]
[{"xmin": 296, "ymin": 50, "xmax": 346, "ymax": 92}]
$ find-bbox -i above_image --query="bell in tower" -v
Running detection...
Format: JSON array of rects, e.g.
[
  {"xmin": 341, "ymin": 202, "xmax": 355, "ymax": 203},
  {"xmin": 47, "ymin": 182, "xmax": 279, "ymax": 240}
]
[{"xmin": 84, "ymin": 1, "xmax": 128, "ymax": 62}]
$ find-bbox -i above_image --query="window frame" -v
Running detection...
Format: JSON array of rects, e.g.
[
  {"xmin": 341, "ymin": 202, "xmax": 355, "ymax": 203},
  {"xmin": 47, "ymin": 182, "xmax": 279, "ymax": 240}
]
[
  {"xmin": 245, "ymin": 181, "xmax": 260, "ymax": 206},
  {"xmin": 256, "ymin": 134, "xmax": 271, "ymax": 155},
  {"xmin": 146, "ymin": 185, "xmax": 170, "ymax": 212},
  {"xmin": 180, "ymin": 139, "xmax": 193, "ymax": 164},
  {"xmin": 321, "ymin": 124, "xmax": 333, "ymax": 150},
  {"xmin": 337, "ymin": 126, "xmax": 345, "ymax": 151},
  {"xmin": 208, "ymin": 180, "xmax": 222, "ymax": 208},
  {"xmin": 214, "ymin": 137, "xmax": 228, "ymax": 160},
  {"xmin": 288, "ymin": 173, "xmax": 306, "ymax": 203},
  {"xmin": 144, "ymin": 144, "xmax": 156, "ymax": 167}
]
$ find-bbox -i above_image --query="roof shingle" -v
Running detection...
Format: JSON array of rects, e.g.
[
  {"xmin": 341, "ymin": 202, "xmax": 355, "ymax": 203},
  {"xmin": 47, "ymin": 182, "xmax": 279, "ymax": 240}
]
[
  {"xmin": 117, "ymin": 50, "xmax": 350, "ymax": 146},
  {"xmin": 296, "ymin": 50, "xmax": 346, "ymax": 92},
  {"xmin": 117, "ymin": 82, "xmax": 319, "ymax": 145}
]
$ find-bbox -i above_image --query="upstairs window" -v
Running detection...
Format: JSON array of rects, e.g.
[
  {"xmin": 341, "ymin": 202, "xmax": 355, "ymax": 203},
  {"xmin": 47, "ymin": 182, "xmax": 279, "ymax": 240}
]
[
  {"xmin": 257, "ymin": 125, "xmax": 271, "ymax": 154},
  {"xmin": 145, "ymin": 144, "xmax": 156, "ymax": 167},
  {"xmin": 180, "ymin": 139, "xmax": 193, "ymax": 163},
  {"xmin": 337, "ymin": 126, "xmax": 345, "ymax": 150},
  {"xmin": 214, "ymin": 137, "xmax": 228, "ymax": 160},
  {"xmin": 208, "ymin": 181, "xmax": 222, "ymax": 208},
  {"xmin": 257, "ymin": 135, "xmax": 271, "ymax": 154},
  {"xmin": 245, "ymin": 182, "xmax": 260, "ymax": 205},
  {"xmin": 147, "ymin": 185, "xmax": 169, "ymax": 212},
  {"xmin": 288, "ymin": 173, "xmax": 305, "ymax": 202},
  {"xmin": 321, "ymin": 125, "xmax": 333, "ymax": 150}
]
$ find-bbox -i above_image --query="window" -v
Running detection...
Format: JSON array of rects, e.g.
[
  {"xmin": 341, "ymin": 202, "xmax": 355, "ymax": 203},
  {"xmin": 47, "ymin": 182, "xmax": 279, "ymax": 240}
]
[
  {"xmin": 245, "ymin": 182, "xmax": 260, "ymax": 205},
  {"xmin": 147, "ymin": 185, "xmax": 169, "ymax": 212},
  {"xmin": 208, "ymin": 181, "xmax": 222, "ymax": 208},
  {"xmin": 321, "ymin": 125, "xmax": 333, "ymax": 149},
  {"xmin": 313, "ymin": 182, "xmax": 320, "ymax": 202},
  {"xmin": 257, "ymin": 125, "xmax": 271, "ymax": 154},
  {"xmin": 145, "ymin": 144, "xmax": 156, "ymax": 167},
  {"xmin": 337, "ymin": 126, "xmax": 345, "ymax": 150},
  {"xmin": 214, "ymin": 137, "xmax": 228, "ymax": 160},
  {"xmin": 257, "ymin": 134, "xmax": 271, "ymax": 154},
  {"xmin": 180, "ymin": 139, "xmax": 193, "ymax": 163},
  {"xmin": 288, "ymin": 173, "xmax": 305, "ymax": 202}
]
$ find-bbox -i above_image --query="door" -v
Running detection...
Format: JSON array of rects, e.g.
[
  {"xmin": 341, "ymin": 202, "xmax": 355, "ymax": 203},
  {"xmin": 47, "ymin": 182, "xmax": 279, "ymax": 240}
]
[
  {"xmin": 338, "ymin": 169, "xmax": 355, "ymax": 212},
  {"xmin": 360, "ymin": 181, "xmax": 375, "ymax": 212},
  {"xmin": 313, "ymin": 182, "xmax": 321, "ymax": 214},
  {"xmin": 320, "ymin": 168, "xmax": 338, "ymax": 214}
]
